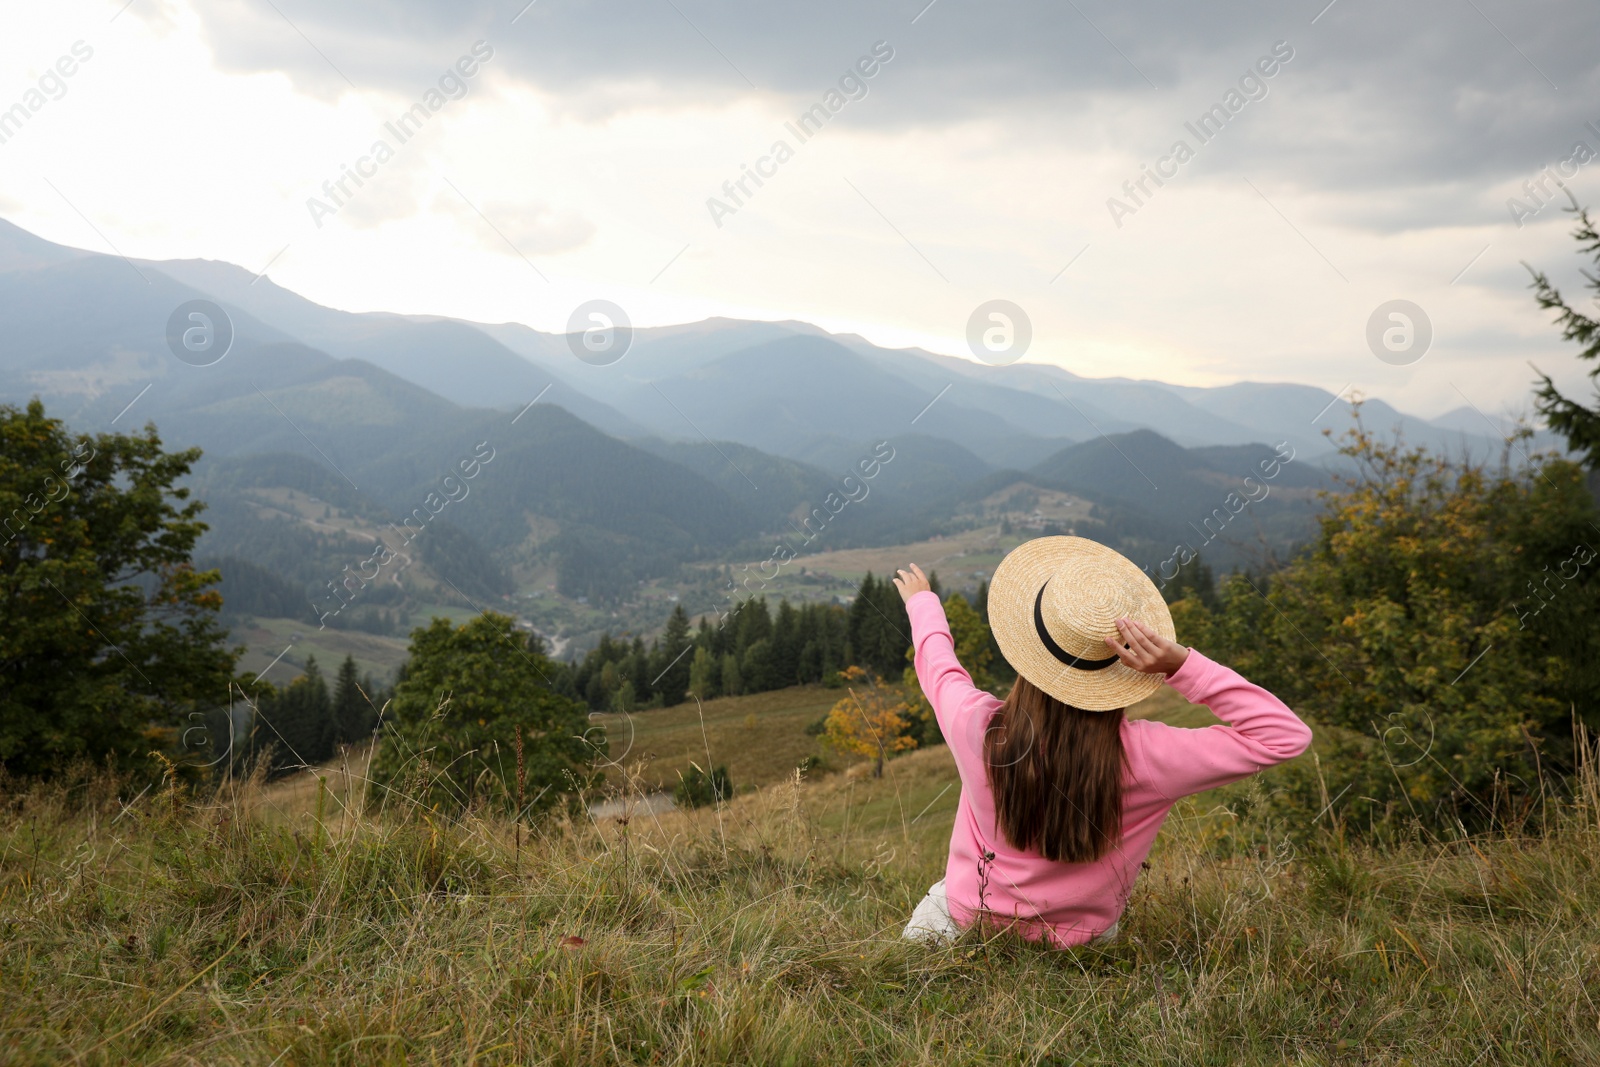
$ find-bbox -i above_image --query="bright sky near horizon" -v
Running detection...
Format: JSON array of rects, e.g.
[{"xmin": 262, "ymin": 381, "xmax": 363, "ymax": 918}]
[{"xmin": 2, "ymin": 0, "xmax": 1598, "ymax": 419}]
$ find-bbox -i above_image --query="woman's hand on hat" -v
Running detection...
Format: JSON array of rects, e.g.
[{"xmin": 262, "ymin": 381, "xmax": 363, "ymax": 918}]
[
  {"xmin": 1105, "ymin": 617, "xmax": 1189, "ymax": 676},
  {"xmin": 892, "ymin": 563, "xmax": 932, "ymax": 604}
]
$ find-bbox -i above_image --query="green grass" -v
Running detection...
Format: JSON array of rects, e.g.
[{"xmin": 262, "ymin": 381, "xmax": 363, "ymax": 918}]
[
  {"xmin": 5, "ymin": 742, "xmax": 1600, "ymax": 1065},
  {"xmin": 590, "ymin": 681, "xmax": 1216, "ymax": 800},
  {"xmin": 1124, "ymin": 683, "xmax": 1219, "ymax": 729},
  {"xmin": 593, "ymin": 687, "xmax": 843, "ymax": 795},
  {"xmin": 229, "ymin": 615, "xmax": 410, "ymax": 683}
]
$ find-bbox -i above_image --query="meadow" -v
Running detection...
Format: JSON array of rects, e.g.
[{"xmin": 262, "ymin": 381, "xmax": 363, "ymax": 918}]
[
  {"xmin": 3, "ymin": 686, "xmax": 1597, "ymax": 1065},
  {"xmin": 587, "ymin": 681, "xmax": 1216, "ymax": 799},
  {"xmin": 590, "ymin": 687, "xmax": 842, "ymax": 797}
]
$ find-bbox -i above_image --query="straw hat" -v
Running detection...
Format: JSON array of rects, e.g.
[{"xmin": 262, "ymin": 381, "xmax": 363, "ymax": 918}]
[{"xmin": 989, "ymin": 536, "xmax": 1174, "ymax": 711}]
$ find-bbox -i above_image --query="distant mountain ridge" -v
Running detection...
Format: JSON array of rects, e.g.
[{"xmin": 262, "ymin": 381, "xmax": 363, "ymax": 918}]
[
  {"xmin": 0, "ymin": 216, "xmax": 1525, "ymax": 468},
  {"xmin": 125, "ymin": 254, "xmax": 647, "ymax": 440},
  {"xmin": 1023, "ymin": 431, "xmax": 1328, "ymax": 573}
]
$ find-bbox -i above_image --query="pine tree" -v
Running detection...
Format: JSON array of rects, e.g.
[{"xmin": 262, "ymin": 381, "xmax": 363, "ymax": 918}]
[
  {"xmin": 771, "ymin": 600, "xmax": 800, "ymax": 688},
  {"xmin": 630, "ymin": 638, "xmax": 651, "ymax": 704},
  {"xmin": 851, "ymin": 574, "xmax": 912, "ymax": 678},
  {"xmin": 848, "ymin": 574, "xmax": 880, "ymax": 671},
  {"xmin": 301, "ymin": 656, "xmax": 335, "ymax": 765},
  {"xmin": 828, "ymin": 603, "xmax": 852, "ymax": 676},
  {"xmin": 742, "ymin": 637, "xmax": 776, "ymax": 693},
  {"xmin": 710, "ymin": 608, "xmax": 735, "ymax": 657},
  {"xmin": 257, "ymin": 656, "xmax": 334, "ymax": 774},
  {"xmin": 332, "ymin": 654, "xmax": 373, "ymax": 745},
  {"xmin": 653, "ymin": 604, "xmax": 693, "ymax": 705},
  {"xmin": 1529, "ymin": 203, "xmax": 1600, "ymax": 468},
  {"xmin": 882, "ymin": 581, "xmax": 912, "ymax": 676},
  {"xmin": 735, "ymin": 597, "xmax": 772, "ymax": 657},
  {"xmin": 584, "ymin": 671, "xmax": 606, "ymax": 710},
  {"xmin": 1161, "ymin": 559, "xmax": 1219, "ymax": 610}
]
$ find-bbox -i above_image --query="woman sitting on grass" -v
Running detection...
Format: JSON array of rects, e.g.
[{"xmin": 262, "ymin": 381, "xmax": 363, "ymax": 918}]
[{"xmin": 894, "ymin": 537, "xmax": 1312, "ymax": 947}]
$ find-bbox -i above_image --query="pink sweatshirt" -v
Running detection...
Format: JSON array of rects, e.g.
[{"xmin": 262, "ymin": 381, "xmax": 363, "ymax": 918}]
[{"xmin": 908, "ymin": 591, "xmax": 1312, "ymax": 947}]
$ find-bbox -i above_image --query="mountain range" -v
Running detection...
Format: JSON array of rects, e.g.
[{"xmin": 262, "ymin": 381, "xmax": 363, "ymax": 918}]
[{"xmin": 0, "ymin": 216, "xmax": 1541, "ymax": 662}]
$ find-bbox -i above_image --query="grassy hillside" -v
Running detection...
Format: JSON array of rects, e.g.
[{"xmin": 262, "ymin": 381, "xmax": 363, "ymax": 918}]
[
  {"xmin": 590, "ymin": 682, "xmax": 1216, "ymax": 799},
  {"xmin": 4, "ymin": 739, "xmax": 1597, "ymax": 1064},
  {"xmin": 228, "ymin": 615, "xmax": 417, "ymax": 683},
  {"xmin": 592, "ymin": 687, "xmax": 842, "ymax": 795}
]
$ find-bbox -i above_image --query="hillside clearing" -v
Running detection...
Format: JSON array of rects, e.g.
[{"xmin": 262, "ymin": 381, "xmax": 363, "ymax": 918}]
[
  {"xmin": 4, "ymin": 745, "xmax": 1598, "ymax": 1064},
  {"xmin": 584, "ymin": 683, "xmax": 1217, "ymax": 800}
]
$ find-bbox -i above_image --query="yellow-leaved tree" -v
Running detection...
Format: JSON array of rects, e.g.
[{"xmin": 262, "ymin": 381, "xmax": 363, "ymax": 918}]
[{"xmin": 821, "ymin": 666, "xmax": 917, "ymax": 777}]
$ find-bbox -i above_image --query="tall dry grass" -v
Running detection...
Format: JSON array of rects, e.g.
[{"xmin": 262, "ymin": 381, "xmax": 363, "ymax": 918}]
[{"xmin": 2, "ymin": 731, "xmax": 1599, "ymax": 1065}]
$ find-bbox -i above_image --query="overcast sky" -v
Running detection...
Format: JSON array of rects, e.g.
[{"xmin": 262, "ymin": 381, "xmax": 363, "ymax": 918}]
[{"xmin": 3, "ymin": 0, "xmax": 1599, "ymax": 418}]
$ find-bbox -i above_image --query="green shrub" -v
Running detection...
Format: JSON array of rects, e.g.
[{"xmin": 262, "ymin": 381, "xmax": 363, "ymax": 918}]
[
  {"xmin": 1181, "ymin": 412, "xmax": 1600, "ymax": 832},
  {"xmin": 674, "ymin": 762, "xmax": 732, "ymax": 808}
]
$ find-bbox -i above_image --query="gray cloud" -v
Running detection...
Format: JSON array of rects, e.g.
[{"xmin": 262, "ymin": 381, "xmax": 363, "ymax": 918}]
[{"xmin": 167, "ymin": 0, "xmax": 1600, "ymax": 232}]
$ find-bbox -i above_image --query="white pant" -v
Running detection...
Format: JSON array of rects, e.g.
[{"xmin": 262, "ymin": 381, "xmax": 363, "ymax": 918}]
[
  {"xmin": 902, "ymin": 878, "xmax": 963, "ymax": 944},
  {"xmin": 901, "ymin": 879, "xmax": 1119, "ymax": 945}
]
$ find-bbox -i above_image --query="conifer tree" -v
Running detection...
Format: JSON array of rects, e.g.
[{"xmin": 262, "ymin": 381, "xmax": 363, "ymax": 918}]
[
  {"xmin": 1529, "ymin": 203, "xmax": 1600, "ymax": 468},
  {"xmin": 332, "ymin": 654, "xmax": 373, "ymax": 745},
  {"xmin": 771, "ymin": 600, "xmax": 800, "ymax": 688},
  {"xmin": 741, "ymin": 637, "xmax": 777, "ymax": 692},
  {"xmin": 850, "ymin": 573, "xmax": 913, "ymax": 678},
  {"xmin": 630, "ymin": 638, "xmax": 651, "ymax": 703},
  {"xmin": 653, "ymin": 604, "xmax": 693, "ymax": 705},
  {"xmin": 256, "ymin": 656, "xmax": 334, "ymax": 774},
  {"xmin": 735, "ymin": 596, "xmax": 772, "ymax": 657},
  {"xmin": 847, "ymin": 574, "xmax": 880, "ymax": 670}
]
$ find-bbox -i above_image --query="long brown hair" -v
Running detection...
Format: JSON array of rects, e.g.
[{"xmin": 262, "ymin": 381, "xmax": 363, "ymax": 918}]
[{"xmin": 984, "ymin": 674, "xmax": 1126, "ymax": 863}]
